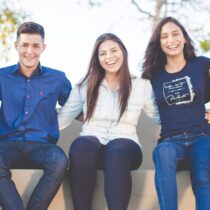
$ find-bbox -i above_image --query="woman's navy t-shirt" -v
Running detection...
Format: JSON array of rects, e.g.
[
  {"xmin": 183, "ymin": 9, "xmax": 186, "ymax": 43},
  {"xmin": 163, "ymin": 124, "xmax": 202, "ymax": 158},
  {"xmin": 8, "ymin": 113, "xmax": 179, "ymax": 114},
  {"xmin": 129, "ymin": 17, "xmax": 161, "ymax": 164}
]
[{"xmin": 151, "ymin": 56, "xmax": 210, "ymax": 139}]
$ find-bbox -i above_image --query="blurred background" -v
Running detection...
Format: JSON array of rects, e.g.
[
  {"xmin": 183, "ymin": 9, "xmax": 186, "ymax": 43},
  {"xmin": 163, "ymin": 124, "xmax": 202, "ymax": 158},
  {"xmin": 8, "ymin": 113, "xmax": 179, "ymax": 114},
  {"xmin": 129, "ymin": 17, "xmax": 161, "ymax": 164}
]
[{"xmin": 1, "ymin": 0, "xmax": 210, "ymax": 84}]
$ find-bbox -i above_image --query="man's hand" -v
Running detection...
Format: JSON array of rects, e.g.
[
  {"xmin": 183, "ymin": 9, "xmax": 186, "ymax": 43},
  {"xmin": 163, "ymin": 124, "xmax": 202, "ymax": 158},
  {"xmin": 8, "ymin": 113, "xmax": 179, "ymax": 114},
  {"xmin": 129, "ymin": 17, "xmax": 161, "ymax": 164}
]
[{"xmin": 205, "ymin": 110, "xmax": 210, "ymax": 124}]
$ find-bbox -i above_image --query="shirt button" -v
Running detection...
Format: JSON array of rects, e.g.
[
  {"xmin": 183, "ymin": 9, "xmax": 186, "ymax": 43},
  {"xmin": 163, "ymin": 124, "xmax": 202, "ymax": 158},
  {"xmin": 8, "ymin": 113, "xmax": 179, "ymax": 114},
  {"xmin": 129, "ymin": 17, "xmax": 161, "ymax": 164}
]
[
  {"xmin": 27, "ymin": 79, "xmax": 30, "ymax": 82},
  {"xmin": 26, "ymin": 95, "xmax": 30, "ymax": 99},
  {"xmin": 25, "ymin": 111, "xmax": 29, "ymax": 115}
]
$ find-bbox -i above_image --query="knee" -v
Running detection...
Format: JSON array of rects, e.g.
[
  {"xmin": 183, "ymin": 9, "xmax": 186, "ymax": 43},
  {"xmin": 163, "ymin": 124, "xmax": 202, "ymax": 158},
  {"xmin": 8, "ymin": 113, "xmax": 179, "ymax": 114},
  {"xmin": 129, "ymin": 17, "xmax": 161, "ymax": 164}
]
[
  {"xmin": 105, "ymin": 139, "xmax": 135, "ymax": 162},
  {"xmin": 69, "ymin": 137, "xmax": 87, "ymax": 157},
  {"xmin": 105, "ymin": 141, "xmax": 125, "ymax": 159},
  {"xmin": 0, "ymin": 166, "xmax": 11, "ymax": 179},
  {"xmin": 192, "ymin": 177, "xmax": 210, "ymax": 195},
  {"xmin": 47, "ymin": 147, "xmax": 68, "ymax": 172},
  {"xmin": 153, "ymin": 143, "xmax": 177, "ymax": 168},
  {"xmin": 104, "ymin": 140, "xmax": 141, "ymax": 172},
  {"xmin": 0, "ymin": 159, "xmax": 11, "ymax": 178},
  {"xmin": 191, "ymin": 166, "xmax": 210, "ymax": 192},
  {"xmin": 69, "ymin": 136, "xmax": 99, "ymax": 160}
]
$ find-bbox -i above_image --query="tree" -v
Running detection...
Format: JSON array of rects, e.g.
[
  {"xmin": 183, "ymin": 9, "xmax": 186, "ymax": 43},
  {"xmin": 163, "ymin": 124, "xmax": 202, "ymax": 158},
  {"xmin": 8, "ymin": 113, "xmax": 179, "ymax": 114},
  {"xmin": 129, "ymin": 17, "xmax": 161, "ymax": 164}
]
[
  {"xmin": 78, "ymin": 0, "xmax": 210, "ymax": 53},
  {"xmin": 130, "ymin": 0, "xmax": 210, "ymax": 52},
  {"xmin": 199, "ymin": 34, "xmax": 210, "ymax": 53},
  {"xmin": 0, "ymin": 0, "xmax": 29, "ymax": 62}
]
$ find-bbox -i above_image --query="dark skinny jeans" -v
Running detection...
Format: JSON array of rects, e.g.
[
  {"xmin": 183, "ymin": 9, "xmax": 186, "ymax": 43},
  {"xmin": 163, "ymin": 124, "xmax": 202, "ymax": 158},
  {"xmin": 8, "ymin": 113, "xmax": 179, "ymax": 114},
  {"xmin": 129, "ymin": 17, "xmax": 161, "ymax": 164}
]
[{"xmin": 69, "ymin": 136, "xmax": 142, "ymax": 210}]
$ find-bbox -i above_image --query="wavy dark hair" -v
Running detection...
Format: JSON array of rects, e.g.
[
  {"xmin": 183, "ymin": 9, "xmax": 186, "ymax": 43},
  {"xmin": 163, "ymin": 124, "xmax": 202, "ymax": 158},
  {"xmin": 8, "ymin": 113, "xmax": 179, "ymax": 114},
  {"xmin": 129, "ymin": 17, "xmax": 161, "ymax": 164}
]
[
  {"xmin": 17, "ymin": 21, "xmax": 45, "ymax": 40},
  {"xmin": 79, "ymin": 33, "xmax": 131, "ymax": 122},
  {"xmin": 142, "ymin": 16, "xmax": 196, "ymax": 79}
]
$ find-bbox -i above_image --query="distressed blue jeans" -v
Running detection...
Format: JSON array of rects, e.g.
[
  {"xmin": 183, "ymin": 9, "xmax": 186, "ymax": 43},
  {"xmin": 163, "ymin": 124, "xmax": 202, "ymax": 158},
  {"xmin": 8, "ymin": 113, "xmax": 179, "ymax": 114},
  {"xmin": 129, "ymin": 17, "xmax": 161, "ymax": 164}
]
[
  {"xmin": 0, "ymin": 140, "xmax": 68, "ymax": 210},
  {"xmin": 153, "ymin": 132, "xmax": 210, "ymax": 210}
]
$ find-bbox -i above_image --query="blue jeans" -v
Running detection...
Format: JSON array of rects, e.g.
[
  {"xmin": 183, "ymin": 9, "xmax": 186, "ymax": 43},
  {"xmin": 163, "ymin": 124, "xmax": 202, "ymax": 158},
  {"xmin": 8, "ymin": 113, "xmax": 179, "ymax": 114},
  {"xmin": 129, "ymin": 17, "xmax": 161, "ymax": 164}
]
[
  {"xmin": 69, "ymin": 136, "xmax": 142, "ymax": 210},
  {"xmin": 153, "ymin": 132, "xmax": 210, "ymax": 210},
  {"xmin": 0, "ymin": 140, "xmax": 68, "ymax": 210}
]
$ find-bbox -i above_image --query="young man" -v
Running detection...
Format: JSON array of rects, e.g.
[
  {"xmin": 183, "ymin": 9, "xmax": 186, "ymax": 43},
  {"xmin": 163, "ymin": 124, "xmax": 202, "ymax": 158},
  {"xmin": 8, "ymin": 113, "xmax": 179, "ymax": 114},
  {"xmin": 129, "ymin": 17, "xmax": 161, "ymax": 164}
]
[{"xmin": 0, "ymin": 22, "xmax": 71, "ymax": 210}]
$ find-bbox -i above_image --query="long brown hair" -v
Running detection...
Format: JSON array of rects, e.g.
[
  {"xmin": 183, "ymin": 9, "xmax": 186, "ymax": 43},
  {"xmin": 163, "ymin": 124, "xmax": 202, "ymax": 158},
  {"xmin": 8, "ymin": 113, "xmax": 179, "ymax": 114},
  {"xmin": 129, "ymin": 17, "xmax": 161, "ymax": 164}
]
[
  {"xmin": 79, "ymin": 33, "xmax": 131, "ymax": 122},
  {"xmin": 142, "ymin": 16, "xmax": 196, "ymax": 79}
]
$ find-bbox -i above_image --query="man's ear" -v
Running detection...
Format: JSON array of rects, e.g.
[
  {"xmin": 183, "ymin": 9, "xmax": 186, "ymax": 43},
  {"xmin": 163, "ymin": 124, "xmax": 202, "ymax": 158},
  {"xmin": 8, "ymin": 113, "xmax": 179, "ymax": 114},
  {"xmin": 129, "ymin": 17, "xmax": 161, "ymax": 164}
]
[
  {"xmin": 42, "ymin": 43, "xmax": 46, "ymax": 52},
  {"xmin": 14, "ymin": 41, "xmax": 18, "ymax": 50}
]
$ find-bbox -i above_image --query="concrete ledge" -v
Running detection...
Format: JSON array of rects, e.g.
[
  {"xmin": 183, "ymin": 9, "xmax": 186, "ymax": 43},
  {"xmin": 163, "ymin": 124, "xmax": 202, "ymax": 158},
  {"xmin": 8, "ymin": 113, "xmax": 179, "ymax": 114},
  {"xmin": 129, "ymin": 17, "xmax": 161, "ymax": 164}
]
[
  {"xmin": 93, "ymin": 170, "xmax": 195, "ymax": 210},
  {"xmin": 9, "ymin": 170, "xmax": 72, "ymax": 210},
  {"xmin": 0, "ymin": 169, "xmax": 195, "ymax": 210}
]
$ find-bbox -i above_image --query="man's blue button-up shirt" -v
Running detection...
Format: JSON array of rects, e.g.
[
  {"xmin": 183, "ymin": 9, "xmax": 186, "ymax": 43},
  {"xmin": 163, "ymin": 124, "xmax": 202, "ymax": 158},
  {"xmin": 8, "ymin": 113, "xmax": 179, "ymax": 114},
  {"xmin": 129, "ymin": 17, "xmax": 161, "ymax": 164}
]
[{"xmin": 0, "ymin": 64, "xmax": 71, "ymax": 144}]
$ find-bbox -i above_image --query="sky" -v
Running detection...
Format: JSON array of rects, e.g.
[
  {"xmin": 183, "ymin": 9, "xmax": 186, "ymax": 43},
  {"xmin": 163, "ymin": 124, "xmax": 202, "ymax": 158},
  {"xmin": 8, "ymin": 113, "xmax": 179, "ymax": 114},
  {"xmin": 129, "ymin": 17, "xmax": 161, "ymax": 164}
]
[{"xmin": 6, "ymin": 0, "xmax": 210, "ymax": 85}]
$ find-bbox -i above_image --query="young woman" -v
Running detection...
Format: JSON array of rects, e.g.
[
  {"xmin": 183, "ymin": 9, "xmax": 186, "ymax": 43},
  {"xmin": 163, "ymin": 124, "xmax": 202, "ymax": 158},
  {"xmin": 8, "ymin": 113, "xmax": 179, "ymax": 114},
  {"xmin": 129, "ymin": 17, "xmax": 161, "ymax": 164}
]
[
  {"xmin": 142, "ymin": 16, "xmax": 210, "ymax": 210},
  {"xmin": 58, "ymin": 33, "xmax": 159, "ymax": 210}
]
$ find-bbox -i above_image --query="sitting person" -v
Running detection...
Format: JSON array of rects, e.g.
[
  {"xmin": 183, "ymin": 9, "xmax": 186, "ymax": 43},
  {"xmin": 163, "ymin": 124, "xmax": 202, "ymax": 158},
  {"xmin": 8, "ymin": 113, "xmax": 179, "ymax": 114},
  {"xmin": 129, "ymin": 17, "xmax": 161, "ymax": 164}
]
[
  {"xmin": 0, "ymin": 21, "xmax": 71, "ymax": 210},
  {"xmin": 142, "ymin": 16, "xmax": 210, "ymax": 210},
  {"xmin": 59, "ymin": 33, "xmax": 159, "ymax": 210}
]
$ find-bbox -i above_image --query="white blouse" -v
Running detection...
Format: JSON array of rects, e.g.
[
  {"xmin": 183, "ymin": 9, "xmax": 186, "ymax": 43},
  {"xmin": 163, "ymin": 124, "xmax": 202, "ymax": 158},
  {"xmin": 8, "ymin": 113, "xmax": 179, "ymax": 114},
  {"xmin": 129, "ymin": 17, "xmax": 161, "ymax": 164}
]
[{"xmin": 58, "ymin": 77, "xmax": 159, "ymax": 146}]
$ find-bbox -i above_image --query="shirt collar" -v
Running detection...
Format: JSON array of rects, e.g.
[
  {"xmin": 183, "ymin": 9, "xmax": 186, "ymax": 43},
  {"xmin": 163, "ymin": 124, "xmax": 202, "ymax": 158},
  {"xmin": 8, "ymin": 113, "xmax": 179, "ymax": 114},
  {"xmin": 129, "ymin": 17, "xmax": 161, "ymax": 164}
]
[
  {"xmin": 11, "ymin": 63, "xmax": 43, "ymax": 76},
  {"xmin": 101, "ymin": 79, "xmax": 119, "ymax": 92}
]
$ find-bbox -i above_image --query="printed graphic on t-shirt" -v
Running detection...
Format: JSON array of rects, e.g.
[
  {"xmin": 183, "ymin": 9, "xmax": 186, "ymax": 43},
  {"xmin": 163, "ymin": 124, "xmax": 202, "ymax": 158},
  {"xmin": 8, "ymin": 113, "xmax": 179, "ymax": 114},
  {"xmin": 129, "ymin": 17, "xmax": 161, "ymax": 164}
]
[{"xmin": 163, "ymin": 76, "xmax": 195, "ymax": 105}]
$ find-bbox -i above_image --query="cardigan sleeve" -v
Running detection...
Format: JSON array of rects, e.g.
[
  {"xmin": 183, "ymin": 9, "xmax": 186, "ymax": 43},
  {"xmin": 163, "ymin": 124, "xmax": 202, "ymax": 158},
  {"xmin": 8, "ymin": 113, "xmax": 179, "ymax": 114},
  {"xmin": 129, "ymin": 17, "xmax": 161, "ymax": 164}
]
[{"xmin": 58, "ymin": 84, "xmax": 84, "ymax": 130}]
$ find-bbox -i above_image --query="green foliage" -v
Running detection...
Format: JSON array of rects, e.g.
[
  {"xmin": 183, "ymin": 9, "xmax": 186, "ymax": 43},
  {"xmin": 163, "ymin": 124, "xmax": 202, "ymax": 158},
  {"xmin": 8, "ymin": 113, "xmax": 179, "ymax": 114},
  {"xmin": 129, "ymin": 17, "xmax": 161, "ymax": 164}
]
[
  {"xmin": 199, "ymin": 34, "xmax": 210, "ymax": 53},
  {"xmin": 78, "ymin": 0, "xmax": 104, "ymax": 6},
  {"xmin": 0, "ymin": 0, "xmax": 29, "ymax": 62}
]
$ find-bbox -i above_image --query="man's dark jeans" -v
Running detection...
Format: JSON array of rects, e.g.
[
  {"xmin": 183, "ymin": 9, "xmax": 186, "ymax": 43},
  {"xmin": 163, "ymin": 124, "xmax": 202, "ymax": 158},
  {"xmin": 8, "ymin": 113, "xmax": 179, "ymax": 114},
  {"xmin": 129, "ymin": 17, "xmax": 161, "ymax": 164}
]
[{"xmin": 0, "ymin": 140, "xmax": 68, "ymax": 210}]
